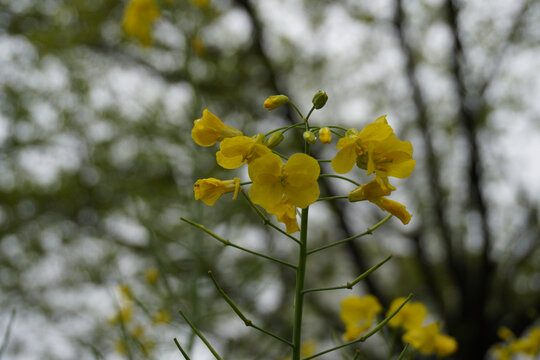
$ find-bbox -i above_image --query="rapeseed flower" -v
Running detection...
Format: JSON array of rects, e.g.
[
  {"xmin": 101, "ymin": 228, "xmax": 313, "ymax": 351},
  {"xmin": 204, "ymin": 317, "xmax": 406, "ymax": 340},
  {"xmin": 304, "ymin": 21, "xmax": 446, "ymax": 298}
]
[
  {"xmin": 266, "ymin": 199, "xmax": 300, "ymax": 234},
  {"xmin": 340, "ymin": 295, "xmax": 382, "ymax": 341},
  {"xmin": 403, "ymin": 323, "xmax": 458, "ymax": 357},
  {"xmin": 248, "ymin": 153, "xmax": 320, "ymax": 210},
  {"xmin": 510, "ymin": 327, "xmax": 540, "ymax": 356},
  {"xmin": 122, "ymin": 0, "xmax": 160, "ymax": 46},
  {"xmin": 216, "ymin": 136, "xmax": 271, "ymax": 169},
  {"xmin": 387, "ymin": 297, "xmax": 427, "ymax": 330},
  {"xmin": 331, "ymin": 116, "xmax": 415, "ymax": 178},
  {"xmin": 194, "ymin": 178, "xmax": 241, "ymax": 206},
  {"xmin": 348, "ymin": 177, "xmax": 412, "ymax": 225},
  {"xmin": 191, "ymin": 109, "xmax": 243, "ymax": 147}
]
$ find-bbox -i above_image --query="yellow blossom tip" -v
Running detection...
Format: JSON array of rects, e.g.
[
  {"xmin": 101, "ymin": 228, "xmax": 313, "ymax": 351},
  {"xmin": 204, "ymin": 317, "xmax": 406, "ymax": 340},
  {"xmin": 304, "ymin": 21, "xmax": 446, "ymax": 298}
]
[{"xmin": 263, "ymin": 95, "xmax": 289, "ymax": 110}]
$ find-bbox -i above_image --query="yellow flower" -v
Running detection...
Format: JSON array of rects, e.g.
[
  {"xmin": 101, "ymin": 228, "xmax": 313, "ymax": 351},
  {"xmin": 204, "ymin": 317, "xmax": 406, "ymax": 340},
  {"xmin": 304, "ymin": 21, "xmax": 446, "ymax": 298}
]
[
  {"xmin": 497, "ymin": 326, "xmax": 515, "ymax": 341},
  {"xmin": 144, "ymin": 267, "xmax": 159, "ymax": 284},
  {"xmin": 248, "ymin": 153, "xmax": 320, "ymax": 210},
  {"xmin": 153, "ymin": 309, "xmax": 171, "ymax": 324},
  {"xmin": 191, "ymin": 35, "xmax": 206, "ymax": 56},
  {"xmin": 510, "ymin": 327, "xmax": 540, "ymax": 356},
  {"xmin": 194, "ymin": 177, "xmax": 241, "ymax": 206},
  {"xmin": 319, "ymin": 127, "xmax": 332, "ymax": 144},
  {"xmin": 301, "ymin": 340, "xmax": 317, "ymax": 357},
  {"xmin": 263, "ymin": 95, "xmax": 289, "ymax": 110},
  {"xmin": 348, "ymin": 177, "xmax": 412, "ymax": 225},
  {"xmin": 118, "ymin": 284, "xmax": 133, "ymax": 301},
  {"xmin": 266, "ymin": 200, "xmax": 300, "ymax": 234},
  {"xmin": 387, "ymin": 297, "xmax": 427, "ymax": 330},
  {"xmin": 122, "ymin": 0, "xmax": 160, "ymax": 46},
  {"xmin": 109, "ymin": 305, "xmax": 133, "ymax": 325},
  {"xmin": 131, "ymin": 324, "xmax": 144, "ymax": 338},
  {"xmin": 340, "ymin": 295, "xmax": 382, "ymax": 341},
  {"xmin": 492, "ymin": 345, "xmax": 512, "ymax": 360},
  {"xmin": 331, "ymin": 116, "xmax": 415, "ymax": 178},
  {"xmin": 191, "ymin": 109, "xmax": 243, "ymax": 147},
  {"xmin": 216, "ymin": 136, "xmax": 271, "ymax": 169},
  {"xmin": 403, "ymin": 323, "xmax": 457, "ymax": 357}
]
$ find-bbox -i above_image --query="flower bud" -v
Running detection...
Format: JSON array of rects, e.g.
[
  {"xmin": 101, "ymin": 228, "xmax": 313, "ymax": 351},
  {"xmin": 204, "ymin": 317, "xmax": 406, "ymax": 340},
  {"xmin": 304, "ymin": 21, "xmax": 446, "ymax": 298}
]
[
  {"xmin": 303, "ymin": 131, "xmax": 317, "ymax": 144},
  {"xmin": 263, "ymin": 95, "xmax": 289, "ymax": 110},
  {"xmin": 345, "ymin": 128, "xmax": 359, "ymax": 137},
  {"xmin": 318, "ymin": 127, "xmax": 332, "ymax": 144},
  {"xmin": 267, "ymin": 132, "xmax": 284, "ymax": 148},
  {"xmin": 312, "ymin": 90, "xmax": 328, "ymax": 109},
  {"xmin": 252, "ymin": 133, "xmax": 266, "ymax": 145}
]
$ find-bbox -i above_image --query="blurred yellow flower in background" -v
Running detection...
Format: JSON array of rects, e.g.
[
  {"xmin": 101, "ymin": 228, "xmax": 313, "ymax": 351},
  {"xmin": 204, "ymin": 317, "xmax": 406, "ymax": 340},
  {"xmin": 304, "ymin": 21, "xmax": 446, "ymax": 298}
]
[
  {"xmin": 403, "ymin": 322, "xmax": 457, "ymax": 357},
  {"xmin": 340, "ymin": 295, "xmax": 382, "ymax": 341},
  {"xmin": 122, "ymin": 0, "xmax": 160, "ymax": 46},
  {"xmin": 387, "ymin": 297, "xmax": 427, "ymax": 330}
]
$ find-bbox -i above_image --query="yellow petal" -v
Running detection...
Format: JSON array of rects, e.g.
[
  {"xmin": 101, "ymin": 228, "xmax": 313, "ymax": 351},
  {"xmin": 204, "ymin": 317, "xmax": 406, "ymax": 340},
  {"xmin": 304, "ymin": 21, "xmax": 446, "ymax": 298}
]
[
  {"xmin": 373, "ymin": 198, "xmax": 412, "ymax": 225},
  {"xmin": 358, "ymin": 119, "xmax": 394, "ymax": 143},
  {"xmin": 331, "ymin": 145, "xmax": 358, "ymax": 174},
  {"xmin": 285, "ymin": 182, "xmax": 320, "ymax": 209},
  {"xmin": 435, "ymin": 334, "xmax": 458, "ymax": 357},
  {"xmin": 284, "ymin": 153, "xmax": 320, "ymax": 186}
]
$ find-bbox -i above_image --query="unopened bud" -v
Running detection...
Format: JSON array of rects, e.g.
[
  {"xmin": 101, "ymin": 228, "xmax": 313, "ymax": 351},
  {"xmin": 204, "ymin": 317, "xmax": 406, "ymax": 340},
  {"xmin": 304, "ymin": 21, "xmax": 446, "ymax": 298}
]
[
  {"xmin": 312, "ymin": 90, "xmax": 328, "ymax": 110},
  {"xmin": 267, "ymin": 132, "xmax": 284, "ymax": 148},
  {"xmin": 319, "ymin": 127, "xmax": 332, "ymax": 144},
  {"xmin": 303, "ymin": 131, "xmax": 316, "ymax": 144},
  {"xmin": 263, "ymin": 95, "xmax": 289, "ymax": 110},
  {"xmin": 252, "ymin": 133, "xmax": 266, "ymax": 145}
]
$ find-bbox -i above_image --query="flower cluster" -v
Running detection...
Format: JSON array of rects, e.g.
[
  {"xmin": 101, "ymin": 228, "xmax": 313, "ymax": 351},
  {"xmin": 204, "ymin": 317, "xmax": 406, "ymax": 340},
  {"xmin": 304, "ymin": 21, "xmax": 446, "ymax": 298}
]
[
  {"xmin": 491, "ymin": 325, "xmax": 540, "ymax": 359},
  {"xmin": 190, "ymin": 93, "xmax": 415, "ymax": 233},
  {"xmin": 339, "ymin": 295, "xmax": 457, "ymax": 357}
]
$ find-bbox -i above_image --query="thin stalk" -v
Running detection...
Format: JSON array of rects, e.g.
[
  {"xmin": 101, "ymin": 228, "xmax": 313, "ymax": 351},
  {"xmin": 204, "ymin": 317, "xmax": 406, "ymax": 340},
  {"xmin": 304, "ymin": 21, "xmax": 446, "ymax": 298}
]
[
  {"xmin": 307, "ymin": 215, "xmax": 393, "ymax": 255},
  {"xmin": 318, "ymin": 174, "xmax": 361, "ymax": 186},
  {"xmin": 272, "ymin": 150, "xmax": 289, "ymax": 160},
  {"xmin": 302, "ymin": 254, "xmax": 392, "ymax": 294},
  {"xmin": 303, "ymin": 294, "xmax": 413, "ymax": 360},
  {"xmin": 305, "ymin": 106, "xmax": 316, "ymax": 122},
  {"xmin": 328, "ymin": 125, "xmax": 349, "ymax": 132},
  {"xmin": 265, "ymin": 123, "xmax": 305, "ymax": 137},
  {"xmin": 239, "ymin": 190, "xmax": 301, "ymax": 245},
  {"xmin": 292, "ymin": 207, "xmax": 309, "ymax": 360},
  {"xmin": 181, "ymin": 217, "xmax": 296, "ymax": 269},
  {"xmin": 287, "ymin": 100, "xmax": 304, "ymax": 120},
  {"xmin": 397, "ymin": 344, "xmax": 409, "ymax": 360},
  {"xmin": 352, "ymin": 350, "xmax": 361, "ymax": 360},
  {"xmin": 178, "ymin": 310, "xmax": 223, "ymax": 360},
  {"xmin": 208, "ymin": 271, "xmax": 293, "ymax": 347},
  {"xmin": 0, "ymin": 309, "xmax": 16, "ymax": 360},
  {"xmin": 317, "ymin": 195, "xmax": 348, "ymax": 202},
  {"xmin": 173, "ymin": 338, "xmax": 191, "ymax": 360}
]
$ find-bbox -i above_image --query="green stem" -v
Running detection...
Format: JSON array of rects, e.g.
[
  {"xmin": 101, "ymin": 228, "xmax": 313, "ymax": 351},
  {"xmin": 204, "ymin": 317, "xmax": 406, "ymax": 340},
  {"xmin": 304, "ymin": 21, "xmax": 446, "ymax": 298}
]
[
  {"xmin": 303, "ymin": 294, "xmax": 413, "ymax": 360},
  {"xmin": 307, "ymin": 214, "xmax": 393, "ymax": 255},
  {"xmin": 292, "ymin": 207, "xmax": 309, "ymax": 360},
  {"xmin": 302, "ymin": 254, "xmax": 392, "ymax": 294},
  {"xmin": 208, "ymin": 271, "xmax": 293, "ymax": 347},
  {"xmin": 178, "ymin": 310, "xmax": 223, "ymax": 360},
  {"xmin": 173, "ymin": 338, "xmax": 191, "ymax": 360},
  {"xmin": 265, "ymin": 123, "xmax": 305, "ymax": 137},
  {"xmin": 397, "ymin": 344, "xmax": 409, "ymax": 360},
  {"xmin": 352, "ymin": 350, "xmax": 361, "ymax": 360},
  {"xmin": 239, "ymin": 191, "xmax": 301, "ymax": 245},
  {"xmin": 181, "ymin": 217, "xmax": 297, "ymax": 269},
  {"xmin": 317, "ymin": 195, "xmax": 348, "ymax": 202},
  {"xmin": 272, "ymin": 150, "xmax": 289, "ymax": 160},
  {"xmin": 305, "ymin": 106, "xmax": 316, "ymax": 122},
  {"xmin": 287, "ymin": 100, "xmax": 304, "ymax": 120},
  {"xmin": 318, "ymin": 173, "xmax": 361, "ymax": 186},
  {"xmin": 327, "ymin": 125, "xmax": 349, "ymax": 132}
]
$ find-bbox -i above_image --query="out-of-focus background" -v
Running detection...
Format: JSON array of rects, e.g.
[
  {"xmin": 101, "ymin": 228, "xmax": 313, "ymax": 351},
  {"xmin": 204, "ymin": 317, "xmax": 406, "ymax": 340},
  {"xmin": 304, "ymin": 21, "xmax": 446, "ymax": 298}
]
[{"xmin": 1, "ymin": 0, "xmax": 540, "ymax": 359}]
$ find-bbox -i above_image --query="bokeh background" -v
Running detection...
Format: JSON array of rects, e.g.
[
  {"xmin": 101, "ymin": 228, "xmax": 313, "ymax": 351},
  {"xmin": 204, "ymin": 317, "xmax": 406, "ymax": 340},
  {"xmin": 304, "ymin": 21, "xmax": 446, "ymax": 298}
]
[{"xmin": 1, "ymin": 0, "xmax": 540, "ymax": 359}]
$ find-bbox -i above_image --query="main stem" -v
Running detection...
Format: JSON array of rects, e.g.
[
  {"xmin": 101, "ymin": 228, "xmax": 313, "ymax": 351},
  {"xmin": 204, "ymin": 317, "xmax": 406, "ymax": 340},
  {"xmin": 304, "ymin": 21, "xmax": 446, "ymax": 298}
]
[{"xmin": 292, "ymin": 207, "xmax": 309, "ymax": 360}]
